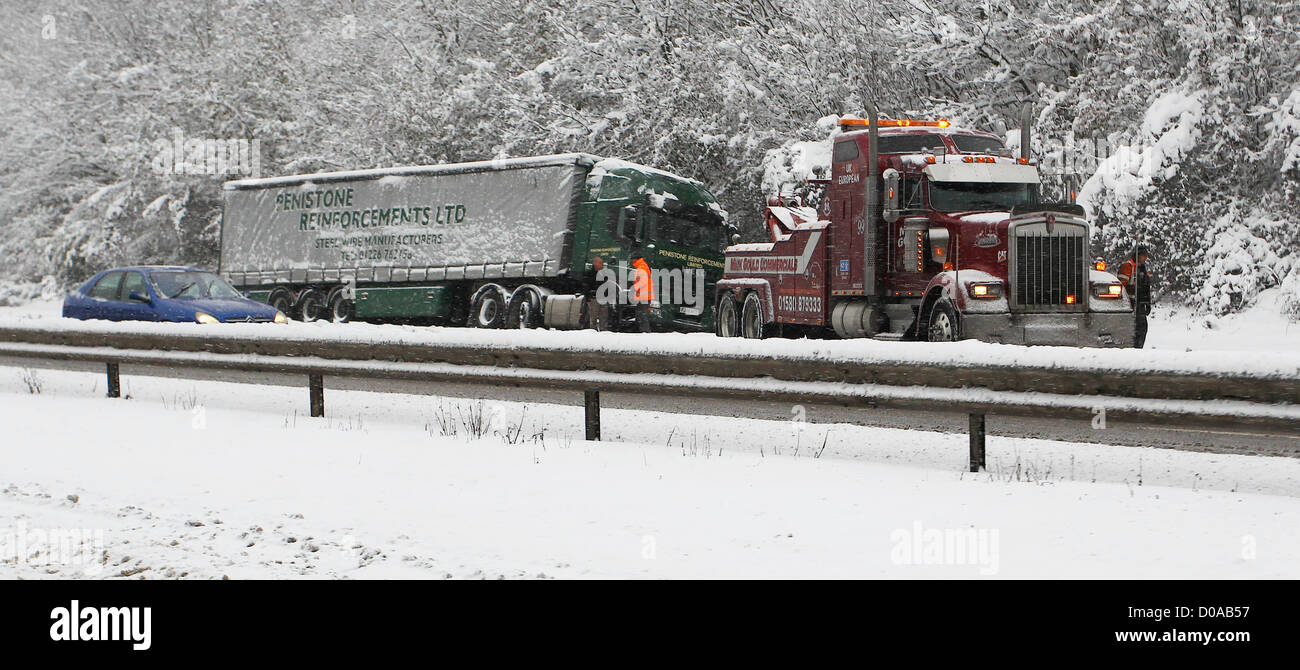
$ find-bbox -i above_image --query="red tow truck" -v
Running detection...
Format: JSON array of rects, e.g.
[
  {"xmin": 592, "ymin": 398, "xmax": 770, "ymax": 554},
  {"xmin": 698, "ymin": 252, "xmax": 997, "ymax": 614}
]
[{"xmin": 714, "ymin": 111, "xmax": 1134, "ymax": 347}]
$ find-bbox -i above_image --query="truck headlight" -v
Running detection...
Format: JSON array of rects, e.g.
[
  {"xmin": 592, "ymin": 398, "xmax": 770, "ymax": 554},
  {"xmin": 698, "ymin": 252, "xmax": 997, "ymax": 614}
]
[
  {"xmin": 273, "ymin": 311, "xmax": 289, "ymax": 324},
  {"xmin": 1092, "ymin": 283, "xmax": 1124, "ymax": 299},
  {"xmin": 967, "ymin": 282, "xmax": 1002, "ymax": 299},
  {"xmin": 195, "ymin": 312, "xmax": 220, "ymax": 324}
]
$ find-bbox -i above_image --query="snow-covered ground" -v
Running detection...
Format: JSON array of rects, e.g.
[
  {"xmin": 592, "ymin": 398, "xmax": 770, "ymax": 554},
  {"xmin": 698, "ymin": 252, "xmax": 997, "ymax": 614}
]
[
  {"xmin": 2, "ymin": 365, "xmax": 1298, "ymax": 579},
  {"xmin": 1145, "ymin": 287, "xmax": 1298, "ymax": 353}
]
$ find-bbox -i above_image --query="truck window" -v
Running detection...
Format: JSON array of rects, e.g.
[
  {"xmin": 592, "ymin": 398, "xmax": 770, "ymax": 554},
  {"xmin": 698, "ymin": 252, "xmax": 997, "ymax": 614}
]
[
  {"xmin": 89, "ymin": 272, "xmax": 123, "ymax": 300},
  {"xmin": 951, "ymin": 135, "xmax": 1006, "ymax": 154},
  {"xmin": 928, "ymin": 181, "xmax": 1039, "ymax": 212},
  {"xmin": 877, "ymin": 134, "xmax": 945, "ymax": 153},
  {"xmin": 833, "ymin": 141, "xmax": 859, "ymax": 162},
  {"xmin": 599, "ymin": 174, "xmax": 633, "ymax": 200},
  {"xmin": 901, "ymin": 177, "xmax": 923, "ymax": 209}
]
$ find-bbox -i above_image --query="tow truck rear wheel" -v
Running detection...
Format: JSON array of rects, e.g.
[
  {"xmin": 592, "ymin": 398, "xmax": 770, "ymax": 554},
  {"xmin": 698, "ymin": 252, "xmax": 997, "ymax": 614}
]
[
  {"xmin": 715, "ymin": 293, "xmax": 740, "ymax": 337},
  {"xmin": 741, "ymin": 292, "xmax": 768, "ymax": 340},
  {"xmin": 927, "ymin": 300, "xmax": 961, "ymax": 342}
]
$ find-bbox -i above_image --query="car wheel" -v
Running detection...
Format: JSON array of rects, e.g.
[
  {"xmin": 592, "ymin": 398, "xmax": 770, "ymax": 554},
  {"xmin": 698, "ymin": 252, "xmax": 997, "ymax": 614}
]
[{"xmin": 927, "ymin": 300, "xmax": 961, "ymax": 342}]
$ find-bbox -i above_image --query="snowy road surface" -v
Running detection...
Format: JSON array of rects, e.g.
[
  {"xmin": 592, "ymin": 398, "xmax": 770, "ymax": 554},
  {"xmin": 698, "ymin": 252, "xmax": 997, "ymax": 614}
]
[{"xmin": 1, "ymin": 367, "xmax": 1298, "ymax": 579}]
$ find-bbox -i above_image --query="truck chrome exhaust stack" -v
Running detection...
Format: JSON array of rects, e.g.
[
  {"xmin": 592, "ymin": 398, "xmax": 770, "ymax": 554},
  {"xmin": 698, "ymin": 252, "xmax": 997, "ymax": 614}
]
[
  {"xmin": 1020, "ymin": 103, "xmax": 1032, "ymax": 161},
  {"xmin": 865, "ymin": 103, "xmax": 880, "ymax": 296}
]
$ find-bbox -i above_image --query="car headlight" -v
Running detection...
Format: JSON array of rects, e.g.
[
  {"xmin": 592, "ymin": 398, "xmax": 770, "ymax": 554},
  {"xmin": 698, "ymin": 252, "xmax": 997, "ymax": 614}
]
[
  {"xmin": 273, "ymin": 311, "xmax": 288, "ymax": 324},
  {"xmin": 195, "ymin": 312, "xmax": 220, "ymax": 324},
  {"xmin": 967, "ymin": 282, "xmax": 1002, "ymax": 299},
  {"xmin": 1092, "ymin": 283, "xmax": 1124, "ymax": 299}
]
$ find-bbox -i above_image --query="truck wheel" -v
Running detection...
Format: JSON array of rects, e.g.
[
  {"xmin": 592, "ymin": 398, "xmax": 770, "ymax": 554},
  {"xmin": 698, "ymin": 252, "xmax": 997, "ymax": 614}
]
[
  {"xmin": 505, "ymin": 290, "xmax": 542, "ymax": 329},
  {"xmin": 268, "ymin": 287, "xmax": 294, "ymax": 319},
  {"xmin": 741, "ymin": 292, "xmax": 768, "ymax": 339},
  {"xmin": 326, "ymin": 287, "xmax": 353, "ymax": 323},
  {"xmin": 715, "ymin": 293, "xmax": 740, "ymax": 337},
  {"xmin": 927, "ymin": 300, "xmax": 961, "ymax": 342},
  {"xmin": 297, "ymin": 289, "xmax": 327, "ymax": 322},
  {"xmin": 471, "ymin": 288, "xmax": 506, "ymax": 328}
]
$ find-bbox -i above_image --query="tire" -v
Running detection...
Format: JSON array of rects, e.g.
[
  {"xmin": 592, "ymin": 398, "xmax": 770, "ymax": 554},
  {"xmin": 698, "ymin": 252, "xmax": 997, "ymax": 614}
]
[
  {"xmin": 741, "ymin": 291, "xmax": 768, "ymax": 340},
  {"xmin": 326, "ymin": 286, "xmax": 353, "ymax": 323},
  {"xmin": 297, "ymin": 289, "xmax": 327, "ymax": 322},
  {"xmin": 715, "ymin": 293, "xmax": 740, "ymax": 337},
  {"xmin": 470, "ymin": 287, "xmax": 507, "ymax": 329},
  {"xmin": 926, "ymin": 300, "xmax": 961, "ymax": 342},
  {"xmin": 267, "ymin": 287, "xmax": 294, "ymax": 319},
  {"xmin": 505, "ymin": 289, "xmax": 542, "ymax": 329}
]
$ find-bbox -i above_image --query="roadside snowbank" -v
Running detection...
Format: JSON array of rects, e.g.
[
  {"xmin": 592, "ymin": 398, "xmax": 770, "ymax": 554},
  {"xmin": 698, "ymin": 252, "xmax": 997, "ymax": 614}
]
[{"xmin": 1, "ymin": 369, "xmax": 1298, "ymax": 579}]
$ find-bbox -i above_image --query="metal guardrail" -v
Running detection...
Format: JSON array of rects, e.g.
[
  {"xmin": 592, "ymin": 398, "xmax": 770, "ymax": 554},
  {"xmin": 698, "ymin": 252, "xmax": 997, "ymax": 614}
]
[{"xmin": 0, "ymin": 325, "xmax": 1297, "ymax": 473}]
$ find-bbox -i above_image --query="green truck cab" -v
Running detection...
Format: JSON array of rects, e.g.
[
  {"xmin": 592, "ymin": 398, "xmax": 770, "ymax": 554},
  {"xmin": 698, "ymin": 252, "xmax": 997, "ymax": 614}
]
[{"xmin": 220, "ymin": 153, "xmax": 729, "ymax": 332}]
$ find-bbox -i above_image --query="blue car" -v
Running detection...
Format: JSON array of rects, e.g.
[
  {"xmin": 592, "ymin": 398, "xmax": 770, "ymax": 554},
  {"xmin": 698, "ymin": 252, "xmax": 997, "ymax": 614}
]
[{"xmin": 62, "ymin": 266, "xmax": 288, "ymax": 324}]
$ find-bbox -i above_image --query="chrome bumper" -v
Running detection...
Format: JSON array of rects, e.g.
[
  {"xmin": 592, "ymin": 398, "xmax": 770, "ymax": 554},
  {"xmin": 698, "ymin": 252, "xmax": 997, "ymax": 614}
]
[{"xmin": 962, "ymin": 312, "xmax": 1134, "ymax": 347}]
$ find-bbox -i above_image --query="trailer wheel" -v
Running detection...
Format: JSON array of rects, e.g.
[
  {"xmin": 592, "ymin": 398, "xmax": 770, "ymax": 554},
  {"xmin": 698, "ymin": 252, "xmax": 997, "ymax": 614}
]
[
  {"xmin": 268, "ymin": 287, "xmax": 294, "ymax": 319},
  {"xmin": 741, "ymin": 292, "xmax": 768, "ymax": 340},
  {"xmin": 297, "ymin": 289, "xmax": 327, "ymax": 322},
  {"xmin": 927, "ymin": 300, "xmax": 961, "ymax": 342},
  {"xmin": 326, "ymin": 286, "xmax": 353, "ymax": 323},
  {"xmin": 715, "ymin": 293, "xmax": 740, "ymax": 337},
  {"xmin": 505, "ymin": 289, "xmax": 543, "ymax": 329},
  {"xmin": 471, "ymin": 287, "xmax": 507, "ymax": 328}
]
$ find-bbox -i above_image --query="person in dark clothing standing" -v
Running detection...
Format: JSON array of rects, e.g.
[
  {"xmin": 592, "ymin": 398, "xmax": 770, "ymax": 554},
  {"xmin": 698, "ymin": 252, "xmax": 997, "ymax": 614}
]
[
  {"xmin": 583, "ymin": 256, "xmax": 613, "ymax": 331},
  {"xmin": 1117, "ymin": 245, "xmax": 1152, "ymax": 348}
]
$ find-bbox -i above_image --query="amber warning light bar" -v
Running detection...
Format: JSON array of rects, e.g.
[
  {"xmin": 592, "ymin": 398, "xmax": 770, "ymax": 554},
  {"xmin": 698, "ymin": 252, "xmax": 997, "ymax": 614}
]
[{"xmin": 839, "ymin": 118, "xmax": 950, "ymax": 131}]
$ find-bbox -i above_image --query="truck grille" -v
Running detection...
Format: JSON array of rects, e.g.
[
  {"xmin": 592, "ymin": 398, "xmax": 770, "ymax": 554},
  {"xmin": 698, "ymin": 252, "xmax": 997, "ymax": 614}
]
[{"xmin": 1011, "ymin": 224, "xmax": 1086, "ymax": 311}]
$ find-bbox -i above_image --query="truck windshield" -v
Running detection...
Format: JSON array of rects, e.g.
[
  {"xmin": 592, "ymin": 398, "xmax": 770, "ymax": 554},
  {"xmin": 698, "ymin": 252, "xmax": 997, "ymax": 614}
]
[
  {"xmin": 152, "ymin": 271, "xmax": 243, "ymax": 299},
  {"xmin": 951, "ymin": 135, "xmax": 1006, "ymax": 154},
  {"xmin": 644, "ymin": 209, "xmax": 720, "ymax": 249},
  {"xmin": 928, "ymin": 181, "xmax": 1038, "ymax": 212}
]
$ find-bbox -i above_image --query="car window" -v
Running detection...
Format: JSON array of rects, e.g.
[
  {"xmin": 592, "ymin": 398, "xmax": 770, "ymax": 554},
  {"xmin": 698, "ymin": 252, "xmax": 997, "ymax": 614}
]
[
  {"xmin": 151, "ymin": 271, "xmax": 243, "ymax": 299},
  {"xmin": 120, "ymin": 272, "xmax": 148, "ymax": 300},
  {"xmin": 89, "ymin": 272, "xmax": 123, "ymax": 300}
]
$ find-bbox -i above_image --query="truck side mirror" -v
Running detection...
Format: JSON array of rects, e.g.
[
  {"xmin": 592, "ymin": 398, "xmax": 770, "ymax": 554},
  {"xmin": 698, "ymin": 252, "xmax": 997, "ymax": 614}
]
[
  {"xmin": 619, "ymin": 205, "xmax": 639, "ymax": 241},
  {"xmin": 882, "ymin": 169, "xmax": 901, "ymax": 223},
  {"xmin": 928, "ymin": 227, "xmax": 951, "ymax": 264}
]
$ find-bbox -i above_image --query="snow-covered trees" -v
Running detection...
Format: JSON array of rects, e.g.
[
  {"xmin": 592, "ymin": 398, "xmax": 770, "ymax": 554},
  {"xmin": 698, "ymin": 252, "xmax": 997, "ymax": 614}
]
[{"xmin": 0, "ymin": 0, "xmax": 1296, "ymax": 316}]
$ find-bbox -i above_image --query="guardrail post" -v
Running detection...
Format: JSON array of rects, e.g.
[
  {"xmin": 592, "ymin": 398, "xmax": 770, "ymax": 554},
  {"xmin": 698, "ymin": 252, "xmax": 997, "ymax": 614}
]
[
  {"xmin": 104, "ymin": 361, "xmax": 120, "ymax": 398},
  {"xmin": 106, "ymin": 363, "xmax": 120, "ymax": 398},
  {"xmin": 969, "ymin": 413, "xmax": 986, "ymax": 472},
  {"xmin": 309, "ymin": 374, "xmax": 324, "ymax": 417},
  {"xmin": 584, "ymin": 390, "xmax": 600, "ymax": 441}
]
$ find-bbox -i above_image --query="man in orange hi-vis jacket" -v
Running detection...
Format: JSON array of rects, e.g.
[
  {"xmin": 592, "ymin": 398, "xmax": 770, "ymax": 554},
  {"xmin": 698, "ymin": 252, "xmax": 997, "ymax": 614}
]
[
  {"xmin": 631, "ymin": 250, "xmax": 654, "ymax": 332},
  {"xmin": 1117, "ymin": 245, "xmax": 1151, "ymax": 348}
]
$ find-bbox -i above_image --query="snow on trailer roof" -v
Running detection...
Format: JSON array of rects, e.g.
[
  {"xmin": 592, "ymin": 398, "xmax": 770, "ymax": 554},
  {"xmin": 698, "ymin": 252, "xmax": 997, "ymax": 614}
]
[{"xmin": 223, "ymin": 153, "xmax": 607, "ymax": 190}]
